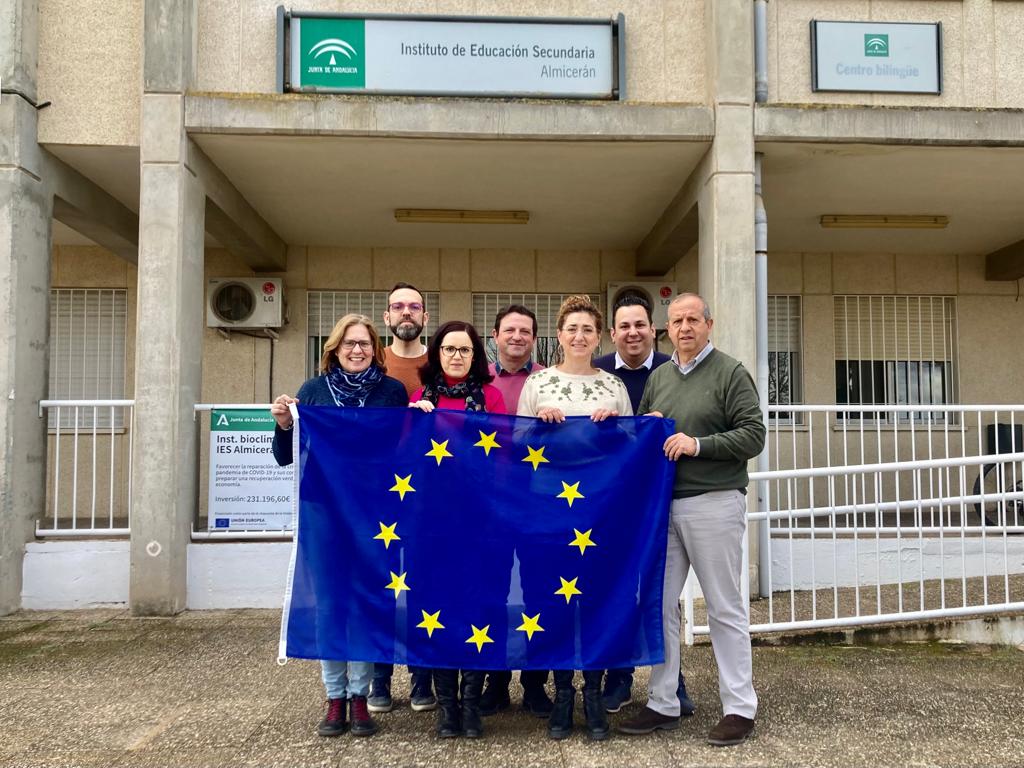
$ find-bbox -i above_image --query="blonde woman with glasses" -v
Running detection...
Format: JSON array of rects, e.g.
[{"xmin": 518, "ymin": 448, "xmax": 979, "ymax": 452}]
[{"xmin": 271, "ymin": 313, "xmax": 408, "ymax": 738}]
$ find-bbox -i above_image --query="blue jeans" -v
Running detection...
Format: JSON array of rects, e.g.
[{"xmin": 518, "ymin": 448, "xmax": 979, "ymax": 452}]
[{"xmin": 321, "ymin": 660, "xmax": 373, "ymax": 699}]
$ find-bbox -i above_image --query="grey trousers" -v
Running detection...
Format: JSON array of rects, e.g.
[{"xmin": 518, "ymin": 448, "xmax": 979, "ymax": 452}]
[{"xmin": 647, "ymin": 490, "xmax": 758, "ymax": 719}]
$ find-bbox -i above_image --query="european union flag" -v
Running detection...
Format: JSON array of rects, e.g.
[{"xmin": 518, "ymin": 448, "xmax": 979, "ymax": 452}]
[{"xmin": 280, "ymin": 406, "xmax": 675, "ymax": 670}]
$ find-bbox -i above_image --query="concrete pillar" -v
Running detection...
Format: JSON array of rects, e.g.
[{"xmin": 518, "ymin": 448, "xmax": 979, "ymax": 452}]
[
  {"xmin": 130, "ymin": 0, "xmax": 204, "ymax": 614},
  {"xmin": 0, "ymin": 0, "xmax": 52, "ymax": 615},
  {"xmin": 698, "ymin": 0, "xmax": 759, "ymax": 590},
  {"xmin": 699, "ymin": 0, "xmax": 756, "ymax": 371}
]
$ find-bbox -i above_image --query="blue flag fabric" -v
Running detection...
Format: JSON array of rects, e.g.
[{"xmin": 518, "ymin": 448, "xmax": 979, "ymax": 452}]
[{"xmin": 281, "ymin": 405, "xmax": 675, "ymax": 670}]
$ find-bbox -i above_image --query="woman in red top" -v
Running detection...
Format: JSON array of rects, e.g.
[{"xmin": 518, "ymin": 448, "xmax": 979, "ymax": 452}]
[
  {"xmin": 409, "ymin": 321, "xmax": 506, "ymax": 416},
  {"xmin": 408, "ymin": 320, "xmax": 505, "ymax": 740}
]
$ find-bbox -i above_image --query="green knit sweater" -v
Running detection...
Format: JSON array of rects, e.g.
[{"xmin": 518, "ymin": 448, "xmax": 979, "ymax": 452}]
[{"xmin": 639, "ymin": 348, "xmax": 766, "ymax": 499}]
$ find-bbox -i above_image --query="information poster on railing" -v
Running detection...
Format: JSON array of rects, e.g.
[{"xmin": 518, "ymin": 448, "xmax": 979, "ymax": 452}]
[{"xmin": 208, "ymin": 409, "xmax": 293, "ymax": 531}]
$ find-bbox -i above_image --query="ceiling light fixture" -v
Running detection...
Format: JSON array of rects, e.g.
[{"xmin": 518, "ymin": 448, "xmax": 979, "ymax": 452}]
[
  {"xmin": 394, "ymin": 208, "xmax": 530, "ymax": 225},
  {"xmin": 819, "ymin": 215, "xmax": 949, "ymax": 229}
]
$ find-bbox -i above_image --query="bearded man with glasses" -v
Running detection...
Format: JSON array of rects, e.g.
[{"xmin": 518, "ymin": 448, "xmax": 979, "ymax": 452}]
[
  {"xmin": 382, "ymin": 282, "xmax": 430, "ymax": 399},
  {"xmin": 369, "ymin": 282, "xmax": 438, "ymax": 715}
]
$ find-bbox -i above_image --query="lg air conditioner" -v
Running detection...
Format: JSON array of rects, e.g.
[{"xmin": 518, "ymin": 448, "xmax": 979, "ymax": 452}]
[
  {"xmin": 206, "ymin": 278, "xmax": 284, "ymax": 329},
  {"xmin": 606, "ymin": 281, "xmax": 678, "ymax": 330}
]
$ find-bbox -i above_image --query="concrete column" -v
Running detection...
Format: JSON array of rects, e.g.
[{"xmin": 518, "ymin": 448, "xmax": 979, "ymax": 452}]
[
  {"xmin": 0, "ymin": 0, "xmax": 52, "ymax": 615},
  {"xmin": 130, "ymin": 0, "xmax": 204, "ymax": 615},
  {"xmin": 699, "ymin": 0, "xmax": 756, "ymax": 372},
  {"xmin": 698, "ymin": 0, "xmax": 759, "ymax": 590}
]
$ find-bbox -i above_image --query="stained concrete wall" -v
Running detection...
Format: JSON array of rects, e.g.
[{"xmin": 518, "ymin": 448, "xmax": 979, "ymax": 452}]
[
  {"xmin": 36, "ymin": 0, "xmax": 142, "ymax": 146},
  {"xmin": 768, "ymin": 0, "xmax": 1024, "ymax": 109},
  {"xmin": 194, "ymin": 0, "xmax": 708, "ymax": 104}
]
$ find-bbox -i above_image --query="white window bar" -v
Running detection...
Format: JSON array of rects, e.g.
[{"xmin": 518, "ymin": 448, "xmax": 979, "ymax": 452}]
[{"xmin": 48, "ymin": 289, "xmax": 128, "ymax": 430}]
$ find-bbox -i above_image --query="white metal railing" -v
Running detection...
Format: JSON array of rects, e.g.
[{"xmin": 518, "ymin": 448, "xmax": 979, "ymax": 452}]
[
  {"xmin": 766, "ymin": 405, "xmax": 1024, "ymax": 533},
  {"xmin": 683, "ymin": 406, "xmax": 1024, "ymax": 642},
  {"xmin": 38, "ymin": 399, "xmax": 134, "ymax": 536}
]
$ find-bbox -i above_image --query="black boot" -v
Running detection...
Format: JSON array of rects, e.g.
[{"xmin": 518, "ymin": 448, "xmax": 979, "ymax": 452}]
[
  {"xmin": 583, "ymin": 688, "xmax": 610, "ymax": 741},
  {"xmin": 548, "ymin": 672, "xmax": 575, "ymax": 740},
  {"xmin": 480, "ymin": 670, "xmax": 512, "ymax": 716},
  {"xmin": 433, "ymin": 669, "xmax": 461, "ymax": 738},
  {"xmin": 460, "ymin": 670, "xmax": 486, "ymax": 738}
]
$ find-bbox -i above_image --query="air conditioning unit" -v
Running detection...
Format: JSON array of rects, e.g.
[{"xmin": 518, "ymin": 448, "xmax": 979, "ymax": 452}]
[
  {"xmin": 206, "ymin": 278, "xmax": 284, "ymax": 329},
  {"xmin": 606, "ymin": 281, "xmax": 678, "ymax": 330}
]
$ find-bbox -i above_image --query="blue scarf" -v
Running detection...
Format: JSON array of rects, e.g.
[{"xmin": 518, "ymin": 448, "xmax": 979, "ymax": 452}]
[{"xmin": 324, "ymin": 364, "xmax": 385, "ymax": 407}]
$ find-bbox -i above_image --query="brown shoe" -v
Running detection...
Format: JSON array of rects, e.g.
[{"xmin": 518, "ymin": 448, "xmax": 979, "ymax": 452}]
[
  {"xmin": 617, "ymin": 706, "xmax": 680, "ymax": 735},
  {"xmin": 707, "ymin": 714, "xmax": 754, "ymax": 746}
]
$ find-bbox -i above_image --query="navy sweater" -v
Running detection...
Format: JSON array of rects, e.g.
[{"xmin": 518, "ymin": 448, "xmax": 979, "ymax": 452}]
[
  {"xmin": 593, "ymin": 351, "xmax": 672, "ymax": 414},
  {"xmin": 271, "ymin": 374, "xmax": 408, "ymax": 466}
]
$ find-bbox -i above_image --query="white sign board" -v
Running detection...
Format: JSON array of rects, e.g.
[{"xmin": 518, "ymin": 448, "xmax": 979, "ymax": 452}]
[
  {"xmin": 286, "ymin": 13, "xmax": 619, "ymax": 99},
  {"xmin": 811, "ymin": 20, "xmax": 941, "ymax": 94},
  {"xmin": 208, "ymin": 409, "xmax": 293, "ymax": 531}
]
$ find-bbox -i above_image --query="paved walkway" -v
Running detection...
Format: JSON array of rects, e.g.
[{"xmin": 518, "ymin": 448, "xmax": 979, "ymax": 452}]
[{"xmin": 2, "ymin": 610, "xmax": 1023, "ymax": 767}]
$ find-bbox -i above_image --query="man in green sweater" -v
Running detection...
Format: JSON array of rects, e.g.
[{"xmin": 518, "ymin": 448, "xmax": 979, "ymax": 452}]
[{"xmin": 619, "ymin": 293, "xmax": 764, "ymax": 747}]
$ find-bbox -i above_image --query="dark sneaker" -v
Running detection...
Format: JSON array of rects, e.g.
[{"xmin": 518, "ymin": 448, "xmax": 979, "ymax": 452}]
[
  {"xmin": 479, "ymin": 682, "xmax": 511, "ymax": 717},
  {"xmin": 618, "ymin": 706, "xmax": 680, "ymax": 735},
  {"xmin": 602, "ymin": 680, "xmax": 633, "ymax": 714},
  {"xmin": 367, "ymin": 678, "xmax": 393, "ymax": 713},
  {"xmin": 677, "ymin": 673, "xmax": 696, "ymax": 717},
  {"xmin": 317, "ymin": 698, "xmax": 346, "ymax": 737},
  {"xmin": 410, "ymin": 674, "xmax": 437, "ymax": 712},
  {"xmin": 707, "ymin": 714, "xmax": 754, "ymax": 746},
  {"xmin": 522, "ymin": 687, "xmax": 554, "ymax": 718},
  {"xmin": 349, "ymin": 696, "xmax": 379, "ymax": 737}
]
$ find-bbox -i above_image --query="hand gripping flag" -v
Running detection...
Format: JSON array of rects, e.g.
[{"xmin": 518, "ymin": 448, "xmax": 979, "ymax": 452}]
[{"xmin": 280, "ymin": 405, "xmax": 675, "ymax": 670}]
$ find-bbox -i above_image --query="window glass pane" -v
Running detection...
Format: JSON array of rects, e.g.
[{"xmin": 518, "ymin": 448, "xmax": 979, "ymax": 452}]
[{"xmin": 834, "ymin": 296, "xmax": 958, "ymax": 421}]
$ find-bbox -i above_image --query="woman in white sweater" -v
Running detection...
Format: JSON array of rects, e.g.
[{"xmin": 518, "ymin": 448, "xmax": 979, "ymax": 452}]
[
  {"xmin": 517, "ymin": 295, "xmax": 632, "ymax": 425},
  {"xmin": 516, "ymin": 295, "xmax": 632, "ymax": 741}
]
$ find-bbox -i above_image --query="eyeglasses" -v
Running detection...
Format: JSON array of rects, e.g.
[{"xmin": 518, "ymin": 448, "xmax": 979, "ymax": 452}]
[
  {"xmin": 440, "ymin": 345, "xmax": 474, "ymax": 358},
  {"xmin": 389, "ymin": 302, "xmax": 424, "ymax": 313},
  {"xmin": 340, "ymin": 340, "xmax": 373, "ymax": 351}
]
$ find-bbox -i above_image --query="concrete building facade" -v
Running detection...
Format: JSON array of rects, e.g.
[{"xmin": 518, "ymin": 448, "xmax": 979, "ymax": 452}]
[{"xmin": 3, "ymin": 0, "xmax": 1024, "ymax": 614}]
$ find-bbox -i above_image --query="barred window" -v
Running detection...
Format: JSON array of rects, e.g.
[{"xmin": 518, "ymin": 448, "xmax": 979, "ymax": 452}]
[
  {"xmin": 472, "ymin": 293, "xmax": 603, "ymax": 367},
  {"xmin": 768, "ymin": 295, "xmax": 803, "ymax": 422},
  {"xmin": 48, "ymin": 289, "xmax": 128, "ymax": 429},
  {"xmin": 834, "ymin": 296, "xmax": 958, "ymax": 421},
  {"xmin": 307, "ymin": 291, "xmax": 440, "ymax": 378}
]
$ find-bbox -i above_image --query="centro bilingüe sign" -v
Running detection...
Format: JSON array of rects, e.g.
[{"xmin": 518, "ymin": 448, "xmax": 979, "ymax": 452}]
[{"xmin": 278, "ymin": 8, "xmax": 623, "ymax": 99}]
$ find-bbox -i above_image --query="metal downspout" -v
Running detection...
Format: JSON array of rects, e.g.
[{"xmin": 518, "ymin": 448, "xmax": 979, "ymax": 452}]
[
  {"xmin": 754, "ymin": 0, "xmax": 769, "ymax": 103},
  {"xmin": 755, "ymin": 153, "xmax": 771, "ymax": 599}
]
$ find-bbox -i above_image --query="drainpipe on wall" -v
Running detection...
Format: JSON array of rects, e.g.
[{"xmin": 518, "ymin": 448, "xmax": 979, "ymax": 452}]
[
  {"xmin": 754, "ymin": 153, "xmax": 771, "ymax": 599},
  {"xmin": 754, "ymin": 0, "xmax": 769, "ymax": 103}
]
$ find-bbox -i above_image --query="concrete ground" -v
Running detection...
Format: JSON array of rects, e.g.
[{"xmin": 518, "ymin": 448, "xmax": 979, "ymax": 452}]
[{"xmin": 2, "ymin": 610, "xmax": 1023, "ymax": 768}]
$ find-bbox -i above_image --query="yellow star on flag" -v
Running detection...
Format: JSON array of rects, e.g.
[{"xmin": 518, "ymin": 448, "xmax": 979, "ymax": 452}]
[
  {"xmin": 416, "ymin": 609, "xmax": 445, "ymax": 638},
  {"xmin": 556, "ymin": 481, "xmax": 584, "ymax": 507},
  {"xmin": 516, "ymin": 612, "xmax": 545, "ymax": 641},
  {"xmin": 385, "ymin": 571, "xmax": 410, "ymax": 599},
  {"xmin": 374, "ymin": 522, "xmax": 400, "ymax": 549},
  {"xmin": 473, "ymin": 431, "xmax": 501, "ymax": 456},
  {"xmin": 554, "ymin": 576, "xmax": 582, "ymax": 604},
  {"xmin": 522, "ymin": 445, "xmax": 550, "ymax": 471},
  {"xmin": 389, "ymin": 474, "xmax": 415, "ymax": 500},
  {"xmin": 465, "ymin": 624, "xmax": 494, "ymax": 652},
  {"xmin": 425, "ymin": 439, "xmax": 453, "ymax": 466},
  {"xmin": 569, "ymin": 528, "xmax": 596, "ymax": 555}
]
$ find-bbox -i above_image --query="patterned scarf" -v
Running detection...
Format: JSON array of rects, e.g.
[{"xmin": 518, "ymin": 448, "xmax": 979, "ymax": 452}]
[
  {"xmin": 324, "ymin": 363, "xmax": 385, "ymax": 407},
  {"xmin": 421, "ymin": 373, "xmax": 487, "ymax": 412}
]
